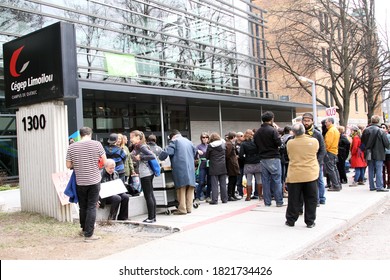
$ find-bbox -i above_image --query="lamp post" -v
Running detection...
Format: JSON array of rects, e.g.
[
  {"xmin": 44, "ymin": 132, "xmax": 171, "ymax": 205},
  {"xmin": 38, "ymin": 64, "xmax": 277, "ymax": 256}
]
[{"xmin": 298, "ymin": 76, "xmax": 317, "ymax": 125}]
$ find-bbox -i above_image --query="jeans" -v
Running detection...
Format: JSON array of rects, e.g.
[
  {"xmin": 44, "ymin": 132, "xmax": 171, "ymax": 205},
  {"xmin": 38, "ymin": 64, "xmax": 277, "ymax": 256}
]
[
  {"xmin": 318, "ymin": 165, "xmax": 326, "ymax": 204},
  {"xmin": 76, "ymin": 183, "xmax": 101, "ymax": 237},
  {"xmin": 354, "ymin": 167, "xmax": 365, "ymax": 182},
  {"xmin": 141, "ymin": 175, "xmax": 156, "ymax": 220},
  {"xmin": 196, "ymin": 167, "xmax": 207, "ymax": 199},
  {"xmin": 260, "ymin": 158, "xmax": 283, "ymax": 206},
  {"xmin": 368, "ymin": 160, "xmax": 385, "ymax": 190}
]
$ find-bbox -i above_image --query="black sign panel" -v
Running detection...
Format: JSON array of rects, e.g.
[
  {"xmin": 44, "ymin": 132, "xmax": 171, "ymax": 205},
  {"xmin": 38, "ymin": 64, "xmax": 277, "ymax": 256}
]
[{"xmin": 3, "ymin": 22, "xmax": 79, "ymax": 108}]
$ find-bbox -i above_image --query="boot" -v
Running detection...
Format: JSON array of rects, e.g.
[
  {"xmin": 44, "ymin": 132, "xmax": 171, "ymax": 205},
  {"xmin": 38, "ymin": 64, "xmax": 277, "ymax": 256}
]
[
  {"xmin": 257, "ymin": 184, "xmax": 263, "ymax": 200},
  {"xmin": 245, "ymin": 186, "xmax": 252, "ymax": 201}
]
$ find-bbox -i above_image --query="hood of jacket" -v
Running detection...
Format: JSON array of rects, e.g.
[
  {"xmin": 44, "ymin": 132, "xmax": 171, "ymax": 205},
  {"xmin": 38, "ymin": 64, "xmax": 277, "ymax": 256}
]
[{"xmin": 209, "ymin": 139, "xmax": 225, "ymax": 148}]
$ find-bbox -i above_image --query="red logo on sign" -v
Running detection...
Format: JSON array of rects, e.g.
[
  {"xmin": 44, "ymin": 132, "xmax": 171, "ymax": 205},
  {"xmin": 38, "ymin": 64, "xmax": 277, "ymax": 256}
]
[{"xmin": 10, "ymin": 46, "xmax": 30, "ymax": 77}]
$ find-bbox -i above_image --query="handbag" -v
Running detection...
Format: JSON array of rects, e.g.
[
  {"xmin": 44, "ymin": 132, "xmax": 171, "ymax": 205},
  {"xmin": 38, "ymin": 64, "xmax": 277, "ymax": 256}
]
[{"xmin": 148, "ymin": 158, "xmax": 161, "ymax": 176}]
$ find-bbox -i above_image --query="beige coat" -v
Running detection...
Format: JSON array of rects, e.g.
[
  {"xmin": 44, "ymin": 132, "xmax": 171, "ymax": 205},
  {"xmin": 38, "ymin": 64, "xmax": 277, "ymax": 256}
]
[{"xmin": 286, "ymin": 134, "xmax": 319, "ymax": 183}]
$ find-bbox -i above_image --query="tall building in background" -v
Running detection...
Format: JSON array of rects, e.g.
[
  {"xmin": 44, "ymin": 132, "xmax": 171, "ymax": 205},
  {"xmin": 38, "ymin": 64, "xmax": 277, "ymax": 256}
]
[{"xmin": 0, "ymin": 0, "xmax": 316, "ymax": 179}]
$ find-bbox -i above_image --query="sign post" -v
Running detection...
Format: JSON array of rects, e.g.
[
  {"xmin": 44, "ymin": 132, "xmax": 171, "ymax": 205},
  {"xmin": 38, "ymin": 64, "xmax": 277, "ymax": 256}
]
[{"xmin": 3, "ymin": 22, "xmax": 78, "ymax": 222}]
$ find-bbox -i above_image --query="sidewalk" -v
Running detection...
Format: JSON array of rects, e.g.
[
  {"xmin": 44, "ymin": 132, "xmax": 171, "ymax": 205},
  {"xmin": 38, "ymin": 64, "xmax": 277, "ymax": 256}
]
[{"xmin": 102, "ymin": 183, "xmax": 389, "ymax": 260}]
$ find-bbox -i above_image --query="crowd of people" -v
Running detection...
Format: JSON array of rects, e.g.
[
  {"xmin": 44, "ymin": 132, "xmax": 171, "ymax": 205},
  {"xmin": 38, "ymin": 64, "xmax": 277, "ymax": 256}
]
[{"xmin": 66, "ymin": 112, "xmax": 390, "ymax": 241}]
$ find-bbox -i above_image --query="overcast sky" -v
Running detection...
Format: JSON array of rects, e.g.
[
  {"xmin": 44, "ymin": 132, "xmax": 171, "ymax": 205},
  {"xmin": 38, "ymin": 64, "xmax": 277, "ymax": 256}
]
[{"xmin": 375, "ymin": 0, "xmax": 389, "ymax": 36}]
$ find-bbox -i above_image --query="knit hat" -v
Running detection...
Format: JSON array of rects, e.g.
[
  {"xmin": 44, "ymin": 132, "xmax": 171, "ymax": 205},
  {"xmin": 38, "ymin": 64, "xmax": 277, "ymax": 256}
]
[
  {"xmin": 350, "ymin": 125, "xmax": 359, "ymax": 131},
  {"xmin": 302, "ymin": 112, "xmax": 314, "ymax": 120}
]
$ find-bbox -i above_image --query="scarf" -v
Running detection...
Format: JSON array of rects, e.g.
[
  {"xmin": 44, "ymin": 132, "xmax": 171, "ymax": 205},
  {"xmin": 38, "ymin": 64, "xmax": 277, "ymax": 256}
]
[{"xmin": 306, "ymin": 125, "xmax": 314, "ymax": 136}]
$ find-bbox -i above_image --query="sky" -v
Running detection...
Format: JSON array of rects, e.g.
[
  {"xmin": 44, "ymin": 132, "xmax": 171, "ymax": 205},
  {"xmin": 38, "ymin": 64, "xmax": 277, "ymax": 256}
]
[{"xmin": 375, "ymin": 0, "xmax": 389, "ymax": 37}]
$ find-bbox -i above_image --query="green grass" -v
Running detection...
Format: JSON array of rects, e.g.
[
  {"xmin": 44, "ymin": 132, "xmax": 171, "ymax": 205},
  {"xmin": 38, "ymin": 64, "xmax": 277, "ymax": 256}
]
[
  {"xmin": 0, "ymin": 185, "xmax": 19, "ymax": 191},
  {"xmin": 0, "ymin": 211, "xmax": 79, "ymax": 237}
]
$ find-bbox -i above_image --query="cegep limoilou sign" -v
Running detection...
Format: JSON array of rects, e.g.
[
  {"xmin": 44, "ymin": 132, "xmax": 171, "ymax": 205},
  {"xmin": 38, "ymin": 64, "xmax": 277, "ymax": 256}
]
[{"xmin": 3, "ymin": 21, "xmax": 79, "ymax": 108}]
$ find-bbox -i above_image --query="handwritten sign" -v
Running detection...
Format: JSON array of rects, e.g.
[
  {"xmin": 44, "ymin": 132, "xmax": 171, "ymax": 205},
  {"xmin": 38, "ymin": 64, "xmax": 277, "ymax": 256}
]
[
  {"xmin": 326, "ymin": 107, "xmax": 337, "ymax": 116},
  {"xmin": 99, "ymin": 179, "xmax": 127, "ymax": 199},
  {"xmin": 52, "ymin": 170, "xmax": 73, "ymax": 205}
]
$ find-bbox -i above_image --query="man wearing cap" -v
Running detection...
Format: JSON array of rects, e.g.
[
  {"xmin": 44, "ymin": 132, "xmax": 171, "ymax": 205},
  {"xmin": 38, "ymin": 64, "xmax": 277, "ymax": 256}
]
[
  {"xmin": 285, "ymin": 123, "xmax": 319, "ymax": 228},
  {"xmin": 159, "ymin": 129, "xmax": 197, "ymax": 214},
  {"xmin": 105, "ymin": 133, "xmax": 127, "ymax": 183},
  {"xmin": 302, "ymin": 113, "xmax": 327, "ymax": 205},
  {"xmin": 324, "ymin": 117, "xmax": 342, "ymax": 191}
]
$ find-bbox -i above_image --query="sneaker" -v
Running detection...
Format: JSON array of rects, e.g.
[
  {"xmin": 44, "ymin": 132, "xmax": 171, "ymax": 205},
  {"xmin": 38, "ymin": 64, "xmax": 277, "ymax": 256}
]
[
  {"xmin": 78, "ymin": 230, "xmax": 85, "ymax": 237},
  {"xmin": 358, "ymin": 182, "xmax": 365, "ymax": 185},
  {"xmin": 205, "ymin": 197, "xmax": 211, "ymax": 203},
  {"xmin": 84, "ymin": 235, "xmax": 101, "ymax": 242},
  {"xmin": 328, "ymin": 187, "xmax": 341, "ymax": 192},
  {"xmin": 194, "ymin": 198, "xmax": 200, "ymax": 204},
  {"xmin": 143, "ymin": 218, "xmax": 156, "ymax": 223},
  {"xmin": 349, "ymin": 181, "xmax": 358, "ymax": 187}
]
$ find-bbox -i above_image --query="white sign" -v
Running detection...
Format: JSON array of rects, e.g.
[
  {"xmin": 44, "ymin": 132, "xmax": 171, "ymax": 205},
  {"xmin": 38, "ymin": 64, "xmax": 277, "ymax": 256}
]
[
  {"xmin": 52, "ymin": 170, "xmax": 72, "ymax": 206},
  {"xmin": 326, "ymin": 107, "xmax": 337, "ymax": 116},
  {"xmin": 99, "ymin": 179, "xmax": 127, "ymax": 198}
]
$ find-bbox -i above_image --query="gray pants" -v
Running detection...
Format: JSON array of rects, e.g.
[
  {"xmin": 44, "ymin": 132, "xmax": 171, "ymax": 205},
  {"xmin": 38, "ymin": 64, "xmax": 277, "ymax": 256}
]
[
  {"xmin": 210, "ymin": 174, "xmax": 228, "ymax": 203},
  {"xmin": 324, "ymin": 152, "xmax": 341, "ymax": 188}
]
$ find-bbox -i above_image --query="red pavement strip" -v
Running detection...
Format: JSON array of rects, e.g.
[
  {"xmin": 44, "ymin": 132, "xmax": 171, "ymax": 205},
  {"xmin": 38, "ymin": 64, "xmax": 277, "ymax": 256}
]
[{"xmin": 182, "ymin": 204, "xmax": 259, "ymax": 231}]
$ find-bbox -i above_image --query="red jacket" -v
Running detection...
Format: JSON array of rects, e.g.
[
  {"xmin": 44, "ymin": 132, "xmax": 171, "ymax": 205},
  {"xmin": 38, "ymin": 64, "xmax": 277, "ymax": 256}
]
[{"xmin": 350, "ymin": 135, "xmax": 367, "ymax": 168}]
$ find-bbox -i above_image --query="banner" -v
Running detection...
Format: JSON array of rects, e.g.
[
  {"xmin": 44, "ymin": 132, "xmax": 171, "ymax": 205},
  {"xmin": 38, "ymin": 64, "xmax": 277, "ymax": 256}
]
[{"xmin": 105, "ymin": 52, "xmax": 138, "ymax": 77}]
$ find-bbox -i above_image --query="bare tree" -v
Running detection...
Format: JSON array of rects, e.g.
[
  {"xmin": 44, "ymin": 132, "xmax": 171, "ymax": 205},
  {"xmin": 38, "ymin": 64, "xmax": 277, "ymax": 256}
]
[
  {"xmin": 264, "ymin": 0, "xmax": 388, "ymax": 125},
  {"xmin": 353, "ymin": 0, "xmax": 390, "ymax": 122}
]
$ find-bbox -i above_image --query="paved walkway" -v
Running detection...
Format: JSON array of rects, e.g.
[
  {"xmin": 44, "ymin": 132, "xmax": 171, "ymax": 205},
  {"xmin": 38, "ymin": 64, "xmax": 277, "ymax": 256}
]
[{"xmin": 102, "ymin": 182, "xmax": 389, "ymax": 260}]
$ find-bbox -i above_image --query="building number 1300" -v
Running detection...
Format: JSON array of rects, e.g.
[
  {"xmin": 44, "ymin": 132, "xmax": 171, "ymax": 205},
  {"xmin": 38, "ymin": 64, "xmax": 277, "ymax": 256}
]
[{"xmin": 21, "ymin": 114, "xmax": 46, "ymax": 131}]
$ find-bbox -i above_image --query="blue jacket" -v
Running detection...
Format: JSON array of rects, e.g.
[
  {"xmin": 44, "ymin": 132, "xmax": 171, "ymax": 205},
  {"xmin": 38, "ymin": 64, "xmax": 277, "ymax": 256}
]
[
  {"xmin": 64, "ymin": 171, "xmax": 78, "ymax": 203},
  {"xmin": 162, "ymin": 135, "xmax": 196, "ymax": 188}
]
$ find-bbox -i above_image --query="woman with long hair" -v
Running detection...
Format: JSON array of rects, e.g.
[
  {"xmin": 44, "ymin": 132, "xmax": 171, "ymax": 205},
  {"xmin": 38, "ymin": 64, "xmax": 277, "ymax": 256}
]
[
  {"xmin": 130, "ymin": 130, "xmax": 158, "ymax": 223},
  {"xmin": 239, "ymin": 129, "xmax": 262, "ymax": 201}
]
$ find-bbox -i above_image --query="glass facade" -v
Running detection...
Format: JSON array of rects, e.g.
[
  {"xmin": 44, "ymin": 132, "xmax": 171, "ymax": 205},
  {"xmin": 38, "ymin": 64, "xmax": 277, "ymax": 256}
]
[
  {"xmin": 1, "ymin": 0, "xmax": 296, "ymax": 179},
  {"xmin": 0, "ymin": 0, "xmax": 268, "ymax": 96}
]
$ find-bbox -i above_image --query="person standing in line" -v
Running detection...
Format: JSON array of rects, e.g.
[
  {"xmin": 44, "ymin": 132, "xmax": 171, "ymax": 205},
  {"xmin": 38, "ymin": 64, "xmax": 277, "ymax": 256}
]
[
  {"xmin": 324, "ymin": 117, "xmax": 342, "ymax": 192},
  {"xmin": 159, "ymin": 129, "xmax": 197, "ymax": 214},
  {"xmin": 361, "ymin": 115, "xmax": 390, "ymax": 192},
  {"xmin": 66, "ymin": 127, "xmax": 106, "ymax": 242},
  {"xmin": 105, "ymin": 133, "xmax": 127, "ymax": 183},
  {"xmin": 225, "ymin": 132, "xmax": 241, "ymax": 201},
  {"xmin": 349, "ymin": 125, "xmax": 367, "ymax": 186},
  {"xmin": 235, "ymin": 131, "xmax": 245, "ymax": 198},
  {"xmin": 147, "ymin": 134, "xmax": 163, "ymax": 158},
  {"xmin": 381, "ymin": 124, "xmax": 390, "ymax": 189},
  {"xmin": 301, "ymin": 113, "xmax": 327, "ymax": 205},
  {"xmin": 99, "ymin": 159, "xmax": 130, "ymax": 220},
  {"xmin": 285, "ymin": 123, "xmax": 319, "ymax": 228},
  {"xmin": 253, "ymin": 111, "xmax": 284, "ymax": 207},
  {"xmin": 130, "ymin": 130, "xmax": 158, "ymax": 223},
  {"xmin": 336, "ymin": 126, "xmax": 350, "ymax": 185},
  {"xmin": 280, "ymin": 125, "xmax": 293, "ymax": 197},
  {"xmin": 239, "ymin": 129, "xmax": 262, "ymax": 201},
  {"xmin": 195, "ymin": 132, "xmax": 210, "ymax": 203},
  {"xmin": 121, "ymin": 134, "xmax": 135, "ymax": 185},
  {"xmin": 206, "ymin": 132, "xmax": 228, "ymax": 204}
]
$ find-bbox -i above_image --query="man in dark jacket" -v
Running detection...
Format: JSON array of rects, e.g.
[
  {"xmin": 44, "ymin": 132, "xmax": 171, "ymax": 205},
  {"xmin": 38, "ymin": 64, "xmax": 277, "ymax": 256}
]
[
  {"xmin": 225, "ymin": 132, "xmax": 241, "ymax": 201},
  {"xmin": 100, "ymin": 159, "xmax": 129, "ymax": 220},
  {"xmin": 361, "ymin": 115, "xmax": 390, "ymax": 192},
  {"xmin": 253, "ymin": 111, "xmax": 284, "ymax": 207}
]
